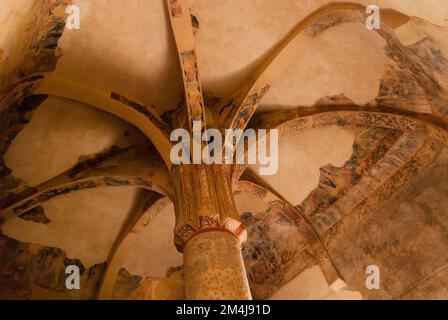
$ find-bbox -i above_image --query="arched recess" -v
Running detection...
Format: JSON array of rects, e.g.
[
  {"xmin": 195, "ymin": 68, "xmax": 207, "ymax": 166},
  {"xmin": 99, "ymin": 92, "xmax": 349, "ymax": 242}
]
[
  {"xmin": 216, "ymin": 2, "xmax": 416, "ymax": 132},
  {"xmin": 234, "ymin": 180, "xmax": 346, "ymax": 295},
  {"xmin": 98, "ymin": 196, "xmax": 173, "ymax": 300},
  {"xmin": 232, "ymin": 107, "xmax": 448, "ymax": 182},
  {"xmin": 234, "ymin": 122, "xmax": 444, "ymax": 296},
  {"xmin": 312, "ymin": 130, "xmax": 441, "ymax": 246},
  {"xmin": 235, "ymin": 109, "xmax": 445, "ymax": 253},
  {"xmin": 0, "ymin": 75, "xmax": 174, "ymax": 169},
  {"xmin": 260, "ymin": 108, "xmax": 448, "ymax": 142},
  {"xmin": 1, "ymin": 0, "xmax": 175, "ymax": 168},
  {"xmin": 0, "ymin": 144, "xmax": 173, "ymax": 221}
]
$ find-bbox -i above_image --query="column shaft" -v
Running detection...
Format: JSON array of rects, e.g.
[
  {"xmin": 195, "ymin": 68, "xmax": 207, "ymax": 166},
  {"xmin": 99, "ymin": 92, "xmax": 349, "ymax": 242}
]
[
  {"xmin": 171, "ymin": 164, "xmax": 251, "ymax": 300},
  {"xmin": 184, "ymin": 230, "xmax": 252, "ymax": 300}
]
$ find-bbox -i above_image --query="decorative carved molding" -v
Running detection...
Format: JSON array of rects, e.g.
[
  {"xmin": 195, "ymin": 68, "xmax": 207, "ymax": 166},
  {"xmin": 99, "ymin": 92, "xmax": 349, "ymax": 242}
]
[
  {"xmin": 268, "ymin": 109, "xmax": 448, "ymax": 145},
  {"xmin": 172, "ymin": 164, "xmax": 246, "ymax": 252},
  {"xmin": 110, "ymin": 92, "xmax": 172, "ymax": 138}
]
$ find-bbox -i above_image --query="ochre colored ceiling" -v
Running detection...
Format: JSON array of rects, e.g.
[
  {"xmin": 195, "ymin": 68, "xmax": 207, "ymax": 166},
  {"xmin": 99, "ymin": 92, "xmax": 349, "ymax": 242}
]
[{"xmin": 1, "ymin": 0, "xmax": 448, "ymax": 300}]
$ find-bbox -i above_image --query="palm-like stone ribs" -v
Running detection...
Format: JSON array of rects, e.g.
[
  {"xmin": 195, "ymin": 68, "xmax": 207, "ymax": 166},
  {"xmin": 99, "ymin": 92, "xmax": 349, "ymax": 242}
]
[{"xmin": 0, "ymin": 1, "xmax": 448, "ymax": 300}]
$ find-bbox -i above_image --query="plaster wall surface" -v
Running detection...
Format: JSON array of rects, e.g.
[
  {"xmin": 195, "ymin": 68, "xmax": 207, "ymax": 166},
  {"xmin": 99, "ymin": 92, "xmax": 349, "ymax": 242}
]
[
  {"xmin": 2, "ymin": 186, "xmax": 142, "ymax": 267},
  {"xmin": 3, "ymin": 0, "xmax": 445, "ymax": 112},
  {"xmin": 250, "ymin": 126, "xmax": 354, "ymax": 206},
  {"xmin": 329, "ymin": 149, "xmax": 448, "ymax": 299},
  {"xmin": 1, "ymin": 0, "xmax": 448, "ymax": 300},
  {"xmin": 5, "ymin": 96, "xmax": 142, "ymax": 186}
]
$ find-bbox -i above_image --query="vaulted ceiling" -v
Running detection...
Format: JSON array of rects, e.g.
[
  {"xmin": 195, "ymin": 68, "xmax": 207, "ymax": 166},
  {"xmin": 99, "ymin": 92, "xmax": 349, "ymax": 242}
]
[{"xmin": 1, "ymin": 0, "xmax": 448, "ymax": 300}]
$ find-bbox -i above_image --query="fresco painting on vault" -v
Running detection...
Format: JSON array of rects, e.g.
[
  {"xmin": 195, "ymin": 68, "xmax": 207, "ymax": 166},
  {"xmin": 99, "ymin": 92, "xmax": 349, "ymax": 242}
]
[{"xmin": 0, "ymin": 0, "xmax": 448, "ymax": 303}]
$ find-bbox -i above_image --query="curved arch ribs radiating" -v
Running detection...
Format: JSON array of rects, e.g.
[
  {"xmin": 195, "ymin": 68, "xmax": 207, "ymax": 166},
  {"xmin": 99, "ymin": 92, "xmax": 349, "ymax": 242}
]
[
  {"xmin": 98, "ymin": 196, "xmax": 172, "ymax": 300},
  {"xmin": 1, "ymin": 2, "xmax": 441, "ymax": 174},
  {"xmin": 0, "ymin": 144, "xmax": 173, "ymax": 221},
  {"xmin": 0, "ymin": 74, "xmax": 174, "ymax": 169},
  {"xmin": 232, "ymin": 105, "xmax": 448, "ymax": 182},
  {"xmin": 262, "ymin": 107, "xmax": 448, "ymax": 143},
  {"xmin": 234, "ymin": 112, "xmax": 444, "ymax": 292},
  {"xmin": 215, "ymin": 2, "xmax": 415, "ymax": 132},
  {"xmin": 235, "ymin": 179, "xmax": 347, "ymax": 291},
  {"xmin": 313, "ymin": 130, "xmax": 441, "ymax": 246},
  {"xmin": 1, "ymin": 0, "xmax": 448, "ymax": 299}
]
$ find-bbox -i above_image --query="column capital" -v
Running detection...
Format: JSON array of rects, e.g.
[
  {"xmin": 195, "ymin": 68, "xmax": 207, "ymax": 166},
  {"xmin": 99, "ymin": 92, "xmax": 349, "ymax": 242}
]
[{"xmin": 171, "ymin": 164, "xmax": 247, "ymax": 252}]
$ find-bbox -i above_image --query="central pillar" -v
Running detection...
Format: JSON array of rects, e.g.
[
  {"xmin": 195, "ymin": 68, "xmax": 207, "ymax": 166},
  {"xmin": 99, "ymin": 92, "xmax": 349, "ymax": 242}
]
[
  {"xmin": 171, "ymin": 164, "xmax": 251, "ymax": 300},
  {"xmin": 184, "ymin": 231, "xmax": 251, "ymax": 299}
]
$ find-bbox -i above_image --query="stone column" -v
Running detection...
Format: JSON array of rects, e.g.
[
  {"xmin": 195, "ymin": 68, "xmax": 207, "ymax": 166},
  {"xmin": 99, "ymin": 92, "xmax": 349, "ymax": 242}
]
[
  {"xmin": 171, "ymin": 164, "xmax": 252, "ymax": 300},
  {"xmin": 184, "ymin": 231, "xmax": 252, "ymax": 299}
]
